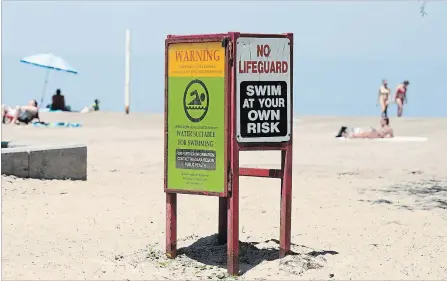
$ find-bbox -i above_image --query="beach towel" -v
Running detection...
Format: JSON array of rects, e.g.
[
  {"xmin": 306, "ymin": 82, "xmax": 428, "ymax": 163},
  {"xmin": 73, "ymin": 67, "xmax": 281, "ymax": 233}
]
[
  {"xmin": 336, "ymin": 136, "xmax": 428, "ymax": 142},
  {"xmin": 39, "ymin": 108, "xmax": 78, "ymax": 113},
  {"xmin": 32, "ymin": 121, "xmax": 82, "ymax": 128},
  {"xmin": 39, "ymin": 108, "xmax": 63, "ymax": 113},
  {"xmin": 374, "ymin": 136, "xmax": 428, "ymax": 142}
]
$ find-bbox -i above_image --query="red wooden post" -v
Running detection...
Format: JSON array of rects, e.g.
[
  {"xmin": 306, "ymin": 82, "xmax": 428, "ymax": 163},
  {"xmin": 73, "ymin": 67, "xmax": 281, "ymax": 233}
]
[
  {"xmin": 166, "ymin": 193, "xmax": 177, "ymax": 258},
  {"xmin": 227, "ymin": 32, "xmax": 239, "ymax": 275},
  {"xmin": 279, "ymin": 147, "xmax": 292, "ymax": 257},
  {"xmin": 218, "ymin": 197, "xmax": 228, "ymax": 244},
  {"xmin": 227, "ymin": 150, "xmax": 239, "ymax": 275},
  {"xmin": 280, "ymin": 32, "xmax": 294, "ymax": 258}
]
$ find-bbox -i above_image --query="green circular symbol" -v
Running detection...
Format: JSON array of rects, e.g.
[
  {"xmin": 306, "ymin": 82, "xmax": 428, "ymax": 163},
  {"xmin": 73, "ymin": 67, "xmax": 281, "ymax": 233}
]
[{"xmin": 183, "ymin": 79, "xmax": 209, "ymax": 123}]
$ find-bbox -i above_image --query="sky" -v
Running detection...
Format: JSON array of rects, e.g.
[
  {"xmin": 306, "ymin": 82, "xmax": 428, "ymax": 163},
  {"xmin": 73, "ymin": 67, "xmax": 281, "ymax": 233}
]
[{"xmin": 1, "ymin": 0, "xmax": 447, "ymax": 116}]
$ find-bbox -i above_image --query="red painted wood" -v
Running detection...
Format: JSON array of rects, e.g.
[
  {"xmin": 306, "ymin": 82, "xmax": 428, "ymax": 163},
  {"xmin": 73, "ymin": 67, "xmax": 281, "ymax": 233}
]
[
  {"xmin": 227, "ymin": 32, "xmax": 239, "ymax": 276},
  {"xmin": 238, "ymin": 142, "xmax": 289, "ymax": 151},
  {"xmin": 279, "ymin": 148, "xmax": 293, "ymax": 257},
  {"xmin": 227, "ymin": 158, "xmax": 239, "ymax": 276},
  {"xmin": 166, "ymin": 193, "xmax": 177, "ymax": 258},
  {"xmin": 280, "ymin": 33, "xmax": 294, "ymax": 258},
  {"xmin": 218, "ymin": 197, "xmax": 228, "ymax": 244},
  {"xmin": 164, "ymin": 40, "xmax": 177, "ymax": 259},
  {"xmin": 166, "ymin": 33, "xmax": 230, "ymax": 41},
  {"xmin": 239, "ymin": 168, "xmax": 283, "ymax": 178}
]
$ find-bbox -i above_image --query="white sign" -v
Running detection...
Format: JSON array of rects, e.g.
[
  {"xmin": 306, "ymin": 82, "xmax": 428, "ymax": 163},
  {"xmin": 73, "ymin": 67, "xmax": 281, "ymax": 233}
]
[{"xmin": 236, "ymin": 37, "xmax": 291, "ymax": 143}]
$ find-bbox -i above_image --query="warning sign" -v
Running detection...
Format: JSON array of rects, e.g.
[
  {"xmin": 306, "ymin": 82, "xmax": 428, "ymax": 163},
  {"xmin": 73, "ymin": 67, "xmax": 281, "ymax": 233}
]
[
  {"xmin": 167, "ymin": 41, "xmax": 226, "ymax": 194},
  {"xmin": 236, "ymin": 37, "xmax": 291, "ymax": 143}
]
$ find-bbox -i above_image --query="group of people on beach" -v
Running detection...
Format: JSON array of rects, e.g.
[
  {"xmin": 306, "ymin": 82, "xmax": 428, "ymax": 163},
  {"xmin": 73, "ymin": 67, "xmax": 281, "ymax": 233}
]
[
  {"xmin": 378, "ymin": 79, "xmax": 410, "ymax": 118},
  {"xmin": 2, "ymin": 99, "xmax": 40, "ymax": 125},
  {"xmin": 336, "ymin": 79, "xmax": 410, "ymax": 139},
  {"xmin": 2, "ymin": 89, "xmax": 101, "ymax": 125}
]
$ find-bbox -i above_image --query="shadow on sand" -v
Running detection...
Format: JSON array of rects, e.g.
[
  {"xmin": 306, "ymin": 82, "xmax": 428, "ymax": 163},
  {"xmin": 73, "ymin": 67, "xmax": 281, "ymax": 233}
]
[
  {"xmin": 361, "ymin": 179, "xmax": 447, "ymax": 212},
  {"xmin": 177, "ymin": 234, "xmax": 339, "ymax": 275}
]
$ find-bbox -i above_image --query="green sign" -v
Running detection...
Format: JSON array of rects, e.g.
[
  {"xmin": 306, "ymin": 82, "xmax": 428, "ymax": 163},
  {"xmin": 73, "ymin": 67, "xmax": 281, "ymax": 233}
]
[{"xmin": 167, "ymin": 42, "xmax": 226, "ymax": 194}]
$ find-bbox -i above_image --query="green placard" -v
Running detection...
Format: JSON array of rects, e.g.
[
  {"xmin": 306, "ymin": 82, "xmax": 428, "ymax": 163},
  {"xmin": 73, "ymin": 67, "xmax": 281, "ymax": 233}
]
[{"xmin": 167, "ymin": 42, "xmax": 226, "ymax": 194}]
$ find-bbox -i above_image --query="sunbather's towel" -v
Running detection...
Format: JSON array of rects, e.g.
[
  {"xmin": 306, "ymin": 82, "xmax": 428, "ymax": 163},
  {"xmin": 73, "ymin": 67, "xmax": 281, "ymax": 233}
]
[
  {"xmin": 375, "ymin": 136, "xmax": 428, "ymax": 142},
  {"xmin": 336, "ymin": 136, "xmax": 427, "ymax": 142},
  {"xmin": 32, "ymin": 121, "xmax": 82, "ymax": 128},
  {"xmin": 39, "ymin": 108, "xmax": 63, "ymax": 113}
]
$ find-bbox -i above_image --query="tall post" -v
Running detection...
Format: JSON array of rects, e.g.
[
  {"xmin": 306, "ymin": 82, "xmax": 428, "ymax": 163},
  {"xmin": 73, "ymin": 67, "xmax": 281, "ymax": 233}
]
[
  {"xmin": 279, "ymin": 33, "xmax": 294, "ymax": 258},
  {"xmin": 227, "ymin": 34, "xmax": 239, "ymax": 274},
  {"xmin": 125, "ymin": 29, "xmax": 131, "ymax": 114}
]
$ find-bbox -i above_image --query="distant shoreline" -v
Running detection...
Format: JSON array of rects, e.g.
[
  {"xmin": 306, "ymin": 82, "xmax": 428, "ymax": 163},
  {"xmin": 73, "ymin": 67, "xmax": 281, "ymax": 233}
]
[{"xmin": 37, "ymin": 110, "xmax": 447, "ymax": 119}]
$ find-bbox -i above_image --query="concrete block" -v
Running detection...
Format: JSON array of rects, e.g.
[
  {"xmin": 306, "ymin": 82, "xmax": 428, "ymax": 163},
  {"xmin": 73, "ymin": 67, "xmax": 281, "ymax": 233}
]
[
  {"xmin": 1, "ymin": 148, "xmax": 29, "ymax": 178},
  {"xmin": 28, "ymin": 144, "xmax": 87, "ymax": 180}
]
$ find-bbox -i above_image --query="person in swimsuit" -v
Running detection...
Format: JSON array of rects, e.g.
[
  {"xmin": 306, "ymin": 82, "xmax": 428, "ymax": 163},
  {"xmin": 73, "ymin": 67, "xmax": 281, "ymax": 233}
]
[
  {"xmin": 377, "ymin": 79, "xmax": 391, "ymax": 118},
  {"xmin": 394, "ymin": 80, "xmax": 409, "ymax": 117},
  {"xmin": 2, "ymin": 99, "xmax": 40, "ymax": 125},
  {"xmin": 336, "ymin": 117, "xmax": 394, "ymax": 139}
]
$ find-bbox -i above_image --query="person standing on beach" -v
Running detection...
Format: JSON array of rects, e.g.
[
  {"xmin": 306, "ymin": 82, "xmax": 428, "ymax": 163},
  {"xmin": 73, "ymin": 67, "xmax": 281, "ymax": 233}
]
[
  {"xmin": 394, "ymin": 80, "xmax": 410, "ymax": 117},
  {"xmin": 377, "ymin": 79, "xmax": 390, "ymax": 117}
]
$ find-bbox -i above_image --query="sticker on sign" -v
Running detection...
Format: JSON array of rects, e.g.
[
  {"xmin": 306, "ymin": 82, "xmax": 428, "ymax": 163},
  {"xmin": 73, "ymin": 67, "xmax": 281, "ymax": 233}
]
[{"xmin": 236, "ymin": 37, "xmax": 291, "ymax": 143}]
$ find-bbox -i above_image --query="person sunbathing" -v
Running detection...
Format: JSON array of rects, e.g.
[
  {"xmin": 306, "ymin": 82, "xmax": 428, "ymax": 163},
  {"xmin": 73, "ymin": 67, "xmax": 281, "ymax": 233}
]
[
  {"xmin": 336, "ymin": 117, "xmax": 394, "ymax": 139},
  {"xmin": 2, "ymin": 99, "xmax": 40, "ymax": 125}
]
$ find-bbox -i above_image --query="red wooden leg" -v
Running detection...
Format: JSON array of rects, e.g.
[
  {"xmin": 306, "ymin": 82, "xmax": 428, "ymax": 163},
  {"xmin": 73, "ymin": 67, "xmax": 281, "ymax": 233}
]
[
  {"xmin": 227, "ymin": 156, "xmax": 239, "ymax": 275},
  {"xmin": 280, "ymin": 147, "xmax": 292, "ymax": 258},
  {"xmin": 166, "ymin": 193, "xmax": 177, "ymax": 258},
  {"xmin": 218, "ymin": 197, "xmax": 228, "ymax": 244}
]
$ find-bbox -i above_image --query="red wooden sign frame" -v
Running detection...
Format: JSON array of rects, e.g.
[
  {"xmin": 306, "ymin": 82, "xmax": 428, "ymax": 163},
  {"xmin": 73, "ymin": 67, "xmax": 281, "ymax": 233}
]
[{"xmin": 164, "ymin": 32, "xmax": 294, "ymax": 276}]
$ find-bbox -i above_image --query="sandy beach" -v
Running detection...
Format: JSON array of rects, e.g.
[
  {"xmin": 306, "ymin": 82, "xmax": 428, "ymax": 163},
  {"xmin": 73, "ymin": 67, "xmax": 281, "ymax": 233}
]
[{"xmin": 2, "ymin": 112, "xmax": 446, "ymax": 280}]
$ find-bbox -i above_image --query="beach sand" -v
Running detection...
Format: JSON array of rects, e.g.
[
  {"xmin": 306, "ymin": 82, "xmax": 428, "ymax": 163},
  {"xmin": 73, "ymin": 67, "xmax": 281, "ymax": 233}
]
[{"xmin": 2, "ymin": 112, "xmax": 446, "ymax": 280}]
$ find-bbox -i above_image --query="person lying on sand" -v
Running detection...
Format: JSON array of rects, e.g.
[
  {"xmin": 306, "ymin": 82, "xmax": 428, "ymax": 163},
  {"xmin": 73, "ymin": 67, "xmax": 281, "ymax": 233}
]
[
  {"xmin": 336, "ymin": 117, "xmax": 394, "ymax": 139},
  {"xmin": 2, "ymin": 99, "xmax": 40, "ymax": 125}
]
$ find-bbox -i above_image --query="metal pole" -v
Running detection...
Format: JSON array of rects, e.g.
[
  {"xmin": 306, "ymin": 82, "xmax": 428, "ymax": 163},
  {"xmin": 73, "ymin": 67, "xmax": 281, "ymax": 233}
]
[
  {"xmin": 40, "ymin": 69, "xmax": 50, "ymax": 108},
  {"xmin": 125, "ymin": 29, "xmax": 131, "ymax": 114}
]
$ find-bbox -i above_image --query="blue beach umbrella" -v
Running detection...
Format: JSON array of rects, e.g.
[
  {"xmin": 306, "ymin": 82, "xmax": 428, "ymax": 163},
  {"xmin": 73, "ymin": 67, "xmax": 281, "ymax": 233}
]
[{"xmin": 20, "ymin": 53, "xmax": 78, "ymax": 107}]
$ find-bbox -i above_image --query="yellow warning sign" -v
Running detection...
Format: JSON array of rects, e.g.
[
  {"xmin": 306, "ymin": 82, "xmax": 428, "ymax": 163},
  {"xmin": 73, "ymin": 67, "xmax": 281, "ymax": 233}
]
[{"xmin": 168, "ymin": 42, "xmax": 225, "ymax": 78}]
